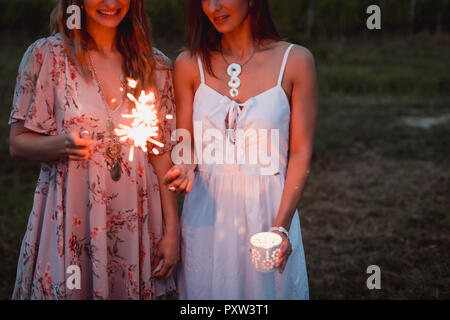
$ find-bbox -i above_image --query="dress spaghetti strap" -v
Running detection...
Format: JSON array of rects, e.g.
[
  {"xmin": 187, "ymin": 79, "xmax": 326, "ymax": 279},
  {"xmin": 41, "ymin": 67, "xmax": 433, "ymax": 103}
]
[
  {"xmin": 277, "ymin": 44, "xmax": 295, "ymax": 86},
  {"xmin": 197, "ymin": 56, "xmax": 205, "ymax": 84}
]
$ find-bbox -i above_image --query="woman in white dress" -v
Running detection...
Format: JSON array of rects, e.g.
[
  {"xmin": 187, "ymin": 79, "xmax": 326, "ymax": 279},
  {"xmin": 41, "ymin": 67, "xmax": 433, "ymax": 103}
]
[{"xmin": 164, "ymin": 0, "xmax": 318, "ymax": 299}]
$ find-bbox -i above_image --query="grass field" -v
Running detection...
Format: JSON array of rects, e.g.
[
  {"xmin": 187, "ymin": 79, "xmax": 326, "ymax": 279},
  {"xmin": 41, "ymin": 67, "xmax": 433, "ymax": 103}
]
[{"xmin": 0, "ymin": 33, "xmax": 449, "ymax": 299}]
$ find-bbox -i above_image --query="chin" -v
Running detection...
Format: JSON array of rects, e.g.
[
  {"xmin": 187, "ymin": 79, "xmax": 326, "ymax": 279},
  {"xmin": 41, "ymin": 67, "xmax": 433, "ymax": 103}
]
[{"xmin": 212, "ymin": 22, "xmax": 237, "ymax": 34}]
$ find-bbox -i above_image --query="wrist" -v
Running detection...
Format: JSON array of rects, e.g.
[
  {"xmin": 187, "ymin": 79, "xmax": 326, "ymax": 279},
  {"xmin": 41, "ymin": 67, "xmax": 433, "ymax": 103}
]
[
  {"xmin": 162, "ymin": 232, "xmax": 179, "ymax": 245},
  {"xmin": 272, "ymin": 213, "xmax": 293, "ymax": 233},
  {"xmin": 164, "ymin": 224, "xmax": 180, "ymax": 238},
  {"xmin": 269, "ymin": 226, "xmax": 289, "ymax": 238},
  {"xmin": 184, "ymin": 163, "xmax": 197, "ymax": 172},
  {"xmin": 49, "ymin": 134, "xmax": 68, "ymax": 160}
]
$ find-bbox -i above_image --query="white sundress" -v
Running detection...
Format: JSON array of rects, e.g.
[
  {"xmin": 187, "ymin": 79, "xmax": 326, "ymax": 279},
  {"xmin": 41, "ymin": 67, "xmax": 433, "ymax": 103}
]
[{"xmin": 177, "ymin": 44, "xmax": 309, "ymax": 299}]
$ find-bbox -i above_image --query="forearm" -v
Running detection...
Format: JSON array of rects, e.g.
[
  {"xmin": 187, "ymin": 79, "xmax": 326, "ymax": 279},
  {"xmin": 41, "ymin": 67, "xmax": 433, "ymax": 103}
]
[
  {"xmin": 272, "ymin": 151, "xmax": 312, "ymax": 231},
  {"xmin": 149, "ymin": 152, "xmax": 180, "ymax": 237},
  {"xmin": 175, "ymin": 129, "xmax": 198, "ymax": 171},
  {"xmin": 159, "ymin": 186, "xmax": 180, "ymax": 236},
  {"xmin": 10, "ymin": 132, "xmax": 66, "ymax": 162}
]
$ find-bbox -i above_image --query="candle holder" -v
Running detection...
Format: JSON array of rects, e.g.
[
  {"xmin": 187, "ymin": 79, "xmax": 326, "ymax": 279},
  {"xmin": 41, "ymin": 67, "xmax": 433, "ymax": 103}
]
[{"xmin": 249, "ymin": 232, "xmax": 282, "ymax": 273}]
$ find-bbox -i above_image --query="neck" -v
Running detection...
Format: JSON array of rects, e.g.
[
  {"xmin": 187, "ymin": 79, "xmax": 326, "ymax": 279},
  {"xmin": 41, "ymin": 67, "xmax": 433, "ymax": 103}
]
[
  {"xmin": 86, "ymin": 20, "xmax": 118, "ymax": 54},
  {"xmin": 221, "ymin": 18, "xmax": 256, "ymax": 60}
]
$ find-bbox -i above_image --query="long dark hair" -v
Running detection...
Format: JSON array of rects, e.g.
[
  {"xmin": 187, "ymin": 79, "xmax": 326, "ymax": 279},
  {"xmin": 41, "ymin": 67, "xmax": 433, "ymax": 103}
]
[
  {"xmin": 50, "ymin": 0, "xmax": 156, "ymax": 92},
  {"xmin": 187, "ymin": 0, "xmax": 281, "ymax": 76}
]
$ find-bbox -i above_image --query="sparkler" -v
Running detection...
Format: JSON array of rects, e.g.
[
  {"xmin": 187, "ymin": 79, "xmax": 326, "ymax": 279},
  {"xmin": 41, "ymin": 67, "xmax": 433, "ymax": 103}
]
[{"xmin": 114, "ymin": 78, "xmax": 172, "ymax": 162}]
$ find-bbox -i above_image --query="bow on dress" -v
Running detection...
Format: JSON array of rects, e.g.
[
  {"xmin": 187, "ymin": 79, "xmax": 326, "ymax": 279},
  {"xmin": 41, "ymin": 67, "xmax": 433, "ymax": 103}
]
[{"xmin": 219, "ymin": 97, "xmax": 255, "ymax": 144}]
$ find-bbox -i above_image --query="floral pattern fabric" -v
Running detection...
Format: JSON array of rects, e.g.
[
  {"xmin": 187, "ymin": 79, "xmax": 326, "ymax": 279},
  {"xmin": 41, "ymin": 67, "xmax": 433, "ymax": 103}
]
[{"xmin": 9, "ymin": 33, "xmax": 177, "ymax": 300}]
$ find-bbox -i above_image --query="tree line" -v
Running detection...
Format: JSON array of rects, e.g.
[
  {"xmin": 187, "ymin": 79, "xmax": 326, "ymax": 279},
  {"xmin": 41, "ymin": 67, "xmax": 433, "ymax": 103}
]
[{"xmin": 0, "ymin": 0, "xmax": 448, "ymax": 42}]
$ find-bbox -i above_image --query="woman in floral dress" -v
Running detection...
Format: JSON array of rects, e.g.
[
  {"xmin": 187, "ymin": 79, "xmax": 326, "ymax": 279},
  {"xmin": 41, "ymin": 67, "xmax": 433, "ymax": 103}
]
[{"xmin": 8, "ymin": 0, "xmax": 179, "ymax": 300}]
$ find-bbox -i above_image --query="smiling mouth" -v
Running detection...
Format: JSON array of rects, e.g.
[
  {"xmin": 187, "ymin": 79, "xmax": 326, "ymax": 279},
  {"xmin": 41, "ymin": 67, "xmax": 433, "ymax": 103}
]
[
  {"xmin": 97, "ymin": 9, "xmax": 121, "ymax": 17},
  {"xmin": 213, "ymin": 15, "xmax": 230, "ymax": 24}
]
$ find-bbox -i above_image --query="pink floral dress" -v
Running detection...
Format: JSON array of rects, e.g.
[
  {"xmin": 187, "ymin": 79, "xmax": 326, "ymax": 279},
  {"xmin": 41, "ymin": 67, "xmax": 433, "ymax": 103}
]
[{"xmin": 9, "ymin": 33, "xmax": 177, "ymax": 300}]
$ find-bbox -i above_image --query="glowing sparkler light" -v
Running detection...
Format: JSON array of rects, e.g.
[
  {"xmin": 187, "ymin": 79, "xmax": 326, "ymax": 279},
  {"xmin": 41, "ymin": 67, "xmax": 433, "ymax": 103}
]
[
  {"xmin": 126, "ymin": 77, "xmax": 138, "ymax": 89},
  {"xmin": 114, "ymin": 78, "xmax": 172, "ymax": 162}
]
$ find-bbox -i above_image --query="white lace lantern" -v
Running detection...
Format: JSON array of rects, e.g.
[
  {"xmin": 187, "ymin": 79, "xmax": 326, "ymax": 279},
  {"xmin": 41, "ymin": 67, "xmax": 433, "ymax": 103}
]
[{"xmin": 249, "ymin": 232, "xmax": 282, "ymax": 272}]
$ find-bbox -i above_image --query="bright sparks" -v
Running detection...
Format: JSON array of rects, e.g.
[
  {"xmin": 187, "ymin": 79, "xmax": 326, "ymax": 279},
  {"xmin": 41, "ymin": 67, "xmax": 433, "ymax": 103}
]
[
  {"xmin": 126, "ymin": 77, "xmax": 138, "ymax": 89},
  {"xmin": 114, "ymin": 79, "xmax": 172, "ymax": 162}
]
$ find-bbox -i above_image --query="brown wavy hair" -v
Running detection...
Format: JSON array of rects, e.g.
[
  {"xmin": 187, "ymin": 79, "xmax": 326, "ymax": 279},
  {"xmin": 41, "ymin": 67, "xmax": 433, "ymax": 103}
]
[
  {"xmin": 187, "ymin": 0, "xmax": 281, "ymax": 76},
  {"xmin": 50, "ymin": 0, "xmax": 155, "ymax": 92}
]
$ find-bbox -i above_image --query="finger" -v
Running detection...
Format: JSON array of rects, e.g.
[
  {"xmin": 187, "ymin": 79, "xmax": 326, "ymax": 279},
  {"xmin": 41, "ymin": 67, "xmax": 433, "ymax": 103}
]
[
  {"xmin": 151, "ymin": 254, "xmax": 161, "ymax": 270},
  {"xmin": 176, "ymin": 179, "xmax": 188, "ymax": 194},
  {"xmin": 277, "ymin": 244, "xmax": 291, "ymax": 268},
  {"xmin": 276, "ymin": 251, "xmax": 285, "ymax": 267},
  {"xmin": 276, "ymin": 254, "xmax": 284, "ymax": 268},
  {"xmin": 184, "ymin": 180, "xmax": 194, "ymax": 195},
  {"xmin": 185, "ymin": 172, "xmax": 195, "ymax": 194},
  {"xmin": 170, "ymin": 177, "xmax": 185, "ymax": 190},
  {"xmin": 68, "ymin": 131, "xmax": 93, "ymax": 147},
  {"xmin": 277, "ymin": 254, "xmax": 286, "ymax": 271},
  {"xmin": 280, "ymin": 255, "xmax": 290, "ymax": 273},
  {"xmin": 165, "ymin": 266, "xmax": 176, "ymax": 279},
  {"xmin": 278, "ymin": 250, "xmax": 291, "ymax": 267},
  {"xmin": 68, "ymin": 152, "xmax": 87, "ymax": 160},
  {"xmin": 151, "ymin": 245, "xmax": 163, "ymax": 270},
  {"xmin": 69, "ymin": 155, "xmax": 88, "ymax": 161},
  {"xmin": 154, "ymin": 260, "xmax": 170, "ymax": 278},
  {"xmin": 72, "ymin": 131, "xmax": 81, "ymax": 140},
  {"xmin": 80, "ymin": 130, "xmax": 90, "ymax": 140},
  {"xmin": 281, "ymin": 240, "xmax": 290, "ymax": 253},
  {"xmin": 163, "ymin": 168, "xmax": 181, "ymax": 185},
  {"xmin": 66, "ymin": 133, "xmax": 76, "ymax": 146},
  {"xmin": 67, "ymin": 148, "xmax": 89, "ymax": 158},
  {"xmin": 72, "ymin": 138, "xmax": 95, "ymax": 149}
]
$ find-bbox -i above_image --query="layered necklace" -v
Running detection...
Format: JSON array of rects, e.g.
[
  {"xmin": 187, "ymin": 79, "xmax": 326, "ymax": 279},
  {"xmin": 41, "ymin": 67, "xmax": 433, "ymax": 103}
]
[
  {"xmin": 87, "ymin": 51, "xmax": 126, "ymax": 182},
  {"xmin": 221, "ymin": 45, "xmax": 258, "ymax": 99}
]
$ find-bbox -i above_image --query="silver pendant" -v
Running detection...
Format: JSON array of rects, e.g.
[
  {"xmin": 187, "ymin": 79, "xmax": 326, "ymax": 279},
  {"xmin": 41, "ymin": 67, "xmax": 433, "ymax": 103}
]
[
  {"xmin": 227, "ymin": 63, "xmax": 242, "ymax": 98},
  {"xmin": 227, "ymin": 63, "xmax": 241, "ymax": 77},
  {"xmin": 228, "ymin": 77, "xmax": 240, "ymax": 89},
  {"xmin": 230, "ymin": 88, "xmax": 239, "ymax": 98}
]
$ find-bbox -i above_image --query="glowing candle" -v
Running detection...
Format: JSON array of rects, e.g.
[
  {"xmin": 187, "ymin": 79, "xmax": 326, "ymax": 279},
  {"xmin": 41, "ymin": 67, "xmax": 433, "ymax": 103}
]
[{"xmin": 249, "ymin": 232, "xmax": 282, "ymax": 273}]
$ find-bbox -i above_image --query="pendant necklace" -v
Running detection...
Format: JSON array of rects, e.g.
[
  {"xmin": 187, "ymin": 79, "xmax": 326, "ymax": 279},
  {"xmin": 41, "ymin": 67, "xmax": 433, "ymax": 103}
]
[
  {"xmin": 87, "ymin": 51, "xmax": 126, "ymax": 182},
  {"xmin": 221, "ymin": 45, "xmax": 258, "ymax": 98}
]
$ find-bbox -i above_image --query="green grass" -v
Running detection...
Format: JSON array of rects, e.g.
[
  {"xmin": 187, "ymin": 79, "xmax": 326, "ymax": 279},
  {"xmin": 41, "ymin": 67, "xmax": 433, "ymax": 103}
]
[
  {"xmin": 0, "ymin": 34, "xmax": 449, "ymax": 299},
  {"xmin": 303, "ymin": 97, "xmax": 449, "ymax": 299},
  {"xmin": 315, "ymin": 36, "xmax": 450, "ymax": 98}
]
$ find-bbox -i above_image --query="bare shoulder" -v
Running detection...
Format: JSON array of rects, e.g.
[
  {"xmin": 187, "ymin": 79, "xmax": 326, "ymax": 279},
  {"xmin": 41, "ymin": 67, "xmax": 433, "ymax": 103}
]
[
  {"xmin": 263, "ymin": 40, "xmax": 315, "ymax": 65},
  {"xmin": 287, "ymin": 44, "xmax": 315, "ymax": 69},
  {"xmin": 284, "ymin": 44, "xmax": 316, "ymax": 86},
  {"xmin": 175, "ymin": 50, "xmax": 198, "ymax": 72},
  {"xmin": 174, "ymin": 50, "xmax": 199, "ymax": 85}
]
